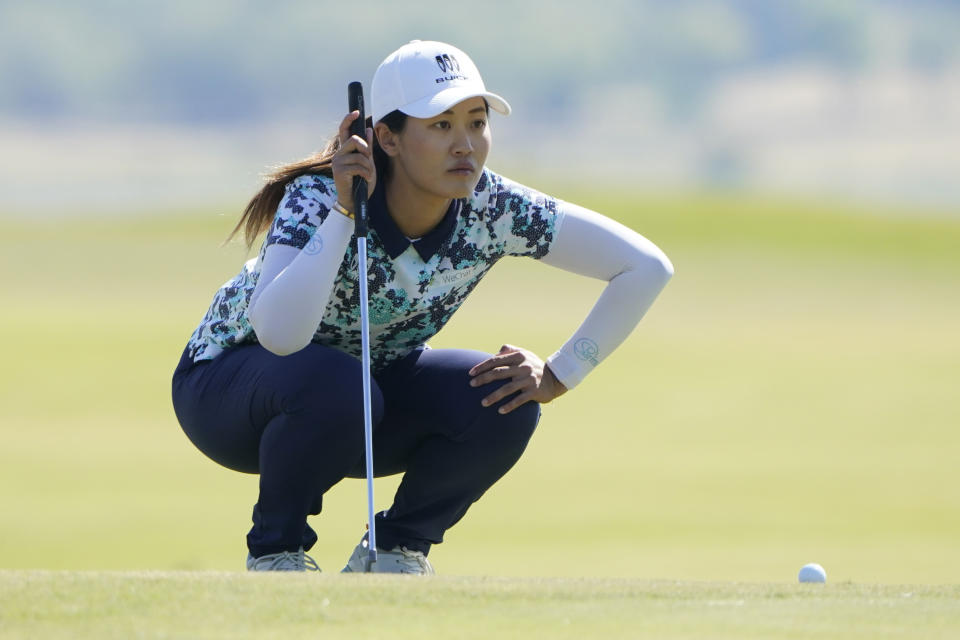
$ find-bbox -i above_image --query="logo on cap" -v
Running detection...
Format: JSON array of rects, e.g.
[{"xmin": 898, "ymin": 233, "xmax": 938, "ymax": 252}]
[{"xmin": 435, "ymin": 53, "xmax": 460, "ymax": 73}]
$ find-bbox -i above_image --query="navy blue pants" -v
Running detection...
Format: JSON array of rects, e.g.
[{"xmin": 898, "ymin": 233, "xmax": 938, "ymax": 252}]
[{"xmin": 170, "ymin": 342, "xmax": 540, "ymax": 558}]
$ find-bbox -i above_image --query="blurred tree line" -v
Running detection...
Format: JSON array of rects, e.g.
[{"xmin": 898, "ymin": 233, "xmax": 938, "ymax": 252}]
[{"xmin": 2, "ymin": 0, "xmax": 957, "ymax": 126}]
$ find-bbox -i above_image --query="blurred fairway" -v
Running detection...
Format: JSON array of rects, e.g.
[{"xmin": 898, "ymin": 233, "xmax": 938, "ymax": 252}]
[{"xmin": 1, "ymin": 189, "xmax": 958, "ymax": 585}]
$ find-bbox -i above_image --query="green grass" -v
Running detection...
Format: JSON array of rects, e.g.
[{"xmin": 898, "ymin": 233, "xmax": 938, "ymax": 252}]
[
  {"xmin": 1, "ymin": 189, "xmax": 958, "ymax": 636},
  {"xmin": 2, "ymin": 571, "xmax": 958, "ymax": 639}
]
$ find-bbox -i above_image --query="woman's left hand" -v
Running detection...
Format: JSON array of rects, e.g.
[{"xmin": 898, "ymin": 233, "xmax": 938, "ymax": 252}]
[{"xmin": 468, "ymin": 344, "xmax": 568, "ymax": 414}]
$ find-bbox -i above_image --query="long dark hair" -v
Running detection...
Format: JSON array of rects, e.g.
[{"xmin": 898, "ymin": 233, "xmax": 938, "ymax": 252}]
[{"xmin": 222, "ymin": 110, "xmax": 408, "ymax": 251}]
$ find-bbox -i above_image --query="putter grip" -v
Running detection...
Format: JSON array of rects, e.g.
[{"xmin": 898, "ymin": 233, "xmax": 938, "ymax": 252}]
[{"xmin": 347, "ymin": 81, "xmax": 369, "ymax": 236}]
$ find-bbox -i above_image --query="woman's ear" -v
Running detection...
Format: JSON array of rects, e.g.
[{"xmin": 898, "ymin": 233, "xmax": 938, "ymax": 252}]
[{"xmin": 374, "ymin": 122, "xmax": 400, "ymax": 157}]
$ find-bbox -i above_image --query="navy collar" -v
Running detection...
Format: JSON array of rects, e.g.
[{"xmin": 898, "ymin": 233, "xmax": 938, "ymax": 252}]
[{"xmin": 369, "ymin": 181, "xmax": 461, "ymax": 261}]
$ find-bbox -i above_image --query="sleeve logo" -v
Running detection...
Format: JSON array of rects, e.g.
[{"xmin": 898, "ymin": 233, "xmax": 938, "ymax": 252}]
[{"xmin": 573, "ymin": 338, "xmax": 599, "ymax": 366}]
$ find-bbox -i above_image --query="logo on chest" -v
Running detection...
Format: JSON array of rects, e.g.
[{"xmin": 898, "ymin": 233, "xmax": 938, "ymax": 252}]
[{"xmin": 434, "ymin": 264, "xmax": 485, "ymax": 288}]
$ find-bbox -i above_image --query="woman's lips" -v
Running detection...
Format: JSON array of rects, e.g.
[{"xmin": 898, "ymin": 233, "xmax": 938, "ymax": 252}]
[{"xmin": 448, "ymin": 164, "xmax": 475, "ymax": 176}]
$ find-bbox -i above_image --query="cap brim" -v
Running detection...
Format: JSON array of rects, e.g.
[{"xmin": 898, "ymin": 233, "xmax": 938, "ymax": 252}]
[{"xmin": 399, "ymin": 87, "xmax": 511, "ymax": 119}]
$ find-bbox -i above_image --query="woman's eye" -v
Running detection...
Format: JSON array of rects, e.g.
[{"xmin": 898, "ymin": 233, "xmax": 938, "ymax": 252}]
[
  {"xmin": 473, "ymin": 119, "xmax": 487, "ymax": 129},
  {"xmin": 434, "ymin": 121, "xmax": 451, "ymax": 129}
]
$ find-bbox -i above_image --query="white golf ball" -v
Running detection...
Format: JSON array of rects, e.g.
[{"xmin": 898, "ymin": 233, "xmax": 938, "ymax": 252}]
[{"xmin": 798, "ymin": 563, "xmax": 827, "ymax": 583}]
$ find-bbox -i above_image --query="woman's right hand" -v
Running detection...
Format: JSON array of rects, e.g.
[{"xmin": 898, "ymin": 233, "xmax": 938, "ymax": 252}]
[{"xmin": 331, "ymin": 110, "xmax": 376, "ymax": 215}]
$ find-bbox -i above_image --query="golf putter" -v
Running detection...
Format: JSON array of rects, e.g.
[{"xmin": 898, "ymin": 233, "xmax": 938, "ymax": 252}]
[{"xmin": 348, "ymin": 81, "xmax": 377, "ymax": 569}]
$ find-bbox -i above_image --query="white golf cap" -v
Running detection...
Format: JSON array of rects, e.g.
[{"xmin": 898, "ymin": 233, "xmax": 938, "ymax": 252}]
[{"xmin": 371, "ymin": 40, "xmax": 511, "ymax": 124}]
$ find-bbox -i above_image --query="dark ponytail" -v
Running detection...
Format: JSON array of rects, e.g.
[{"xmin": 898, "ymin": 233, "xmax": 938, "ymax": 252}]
[{"xmin": 222, "ymin": 110, "xmax": 408, "ymax": 251}]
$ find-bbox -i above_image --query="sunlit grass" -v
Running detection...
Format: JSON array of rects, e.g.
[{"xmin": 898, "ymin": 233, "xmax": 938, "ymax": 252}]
[
  {"xmin": 1, "ymin": 571, "xmax": 958, "ymax": 640},
  {"xmin": 1, "ymin": 191, "xmax": 958, "ymax": 586}
]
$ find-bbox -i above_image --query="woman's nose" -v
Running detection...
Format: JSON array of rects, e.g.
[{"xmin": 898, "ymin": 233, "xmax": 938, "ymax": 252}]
[{"xmin": 452, "ymin": 129, "xmax": 474, "ymax": 155}]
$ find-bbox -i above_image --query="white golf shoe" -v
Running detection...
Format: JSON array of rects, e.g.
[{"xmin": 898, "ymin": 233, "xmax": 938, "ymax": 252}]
[
  {"xmin": 246, "ymin": 547, "xmax": 320, "ymax": 572},
  {"xmin": 341, "ymin": 535, "xmax": 435, "ymax": 575}
]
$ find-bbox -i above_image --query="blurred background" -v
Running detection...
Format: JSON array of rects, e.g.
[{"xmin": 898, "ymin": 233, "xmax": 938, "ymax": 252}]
[
  {"xmin": 2, "ymin": 0, "xmax": 959, "ymax": 215},
  {"xmin": 1, "ymin": 0, "xmax": 958, "ymax": 582}
]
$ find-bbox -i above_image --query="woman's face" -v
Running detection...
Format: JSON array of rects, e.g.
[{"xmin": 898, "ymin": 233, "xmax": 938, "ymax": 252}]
[{"xmin": 383, "ymin": 96, "xmax": 491, "ymax": 200}]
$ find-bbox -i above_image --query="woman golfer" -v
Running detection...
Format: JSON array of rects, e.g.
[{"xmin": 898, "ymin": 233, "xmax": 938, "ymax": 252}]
[{"xmin": 171, "ymin": 40, "xmax": 673, "ymax": 573}]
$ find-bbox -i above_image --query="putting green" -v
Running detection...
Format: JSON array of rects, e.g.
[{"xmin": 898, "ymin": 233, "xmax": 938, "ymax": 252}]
[{"xmin": 1, "ymin": 571, "xmax": 958, "ymax": 639}]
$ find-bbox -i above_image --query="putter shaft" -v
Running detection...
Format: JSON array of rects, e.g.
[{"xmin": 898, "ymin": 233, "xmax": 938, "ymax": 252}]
[{"xmin": 357, "ymin": 237, "xmax": 378, "ymax": 567}]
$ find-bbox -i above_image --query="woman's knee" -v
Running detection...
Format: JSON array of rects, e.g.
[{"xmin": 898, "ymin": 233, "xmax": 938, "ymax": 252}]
[
  {"xmin": 465, "ymin": 398, "xmax": 541, "ymax": 450},
  {"xmin": 500, "ymin": 400, "xmax": 541, "ymax": 442}
]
